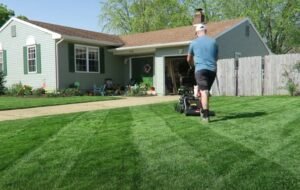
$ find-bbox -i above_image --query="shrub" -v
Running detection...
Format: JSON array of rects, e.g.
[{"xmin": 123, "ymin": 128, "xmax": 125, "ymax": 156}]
[
  {"xmin": 5, "ymin": 83, "xmax": 34, "ymax": 96},
  {"xmin": 32, "ymin": 87, "xmax": 46, "ymax": 96},
  {"xmin": 126, "ymin": 84, "xmax": 147, "ymax": 96},
  {"xmin": 6, "ymin": 82, "xmax": 24, "ymax": 96},
  {"xmin": 46, "ymin": 91, "xmax": 61, "ymax": 97},
  {"xmin": 69, "ymin": 81, "xmax": 80, "ymax": 89},
  {"xmin": 61, "ymin": 88, "xmax": 82, "ymax": 96},
  {"xmin": 23, "ymin": 85, "xmax": 32, "ymax": 96},
  {"xmin": 282, "ymin": 61, "xmax": 300, "ymax": 96},
  {"xmin": 0, "ymin": 71, "xmax": 6, "ymax": 95}
]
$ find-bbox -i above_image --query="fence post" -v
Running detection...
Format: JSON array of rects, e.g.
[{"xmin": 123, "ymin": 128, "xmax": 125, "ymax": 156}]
[
  {"xmin": 234, "ymin": 55, "xmax": 240, "ymax": 96},
  {"xmin": 261, "ymin": 56, "xmax": 265, "ymax": 96}
]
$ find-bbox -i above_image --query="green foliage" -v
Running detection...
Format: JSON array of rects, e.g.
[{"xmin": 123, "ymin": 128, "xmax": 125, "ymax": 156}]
[
  {"xmin": 282, "ymin": 62, "xmax": 300, "ymax": 96},
  {"xmin": 16, "ymin": 15, "xmax": 29, "ymax": 21},
  {"xmin": 189, "ymin": 0, "xmax": 300, "ymax": 53},
  {"xmin": 0, "ymin": 71, "xmax": 6, "ymax": 95},
  {"xmin": 69, "ymin": 81, "xmax": 80, "ymax": 89},
  {"xmin": 143, "ymin": 77, "xmax": 153, "ymax": 89},
  {"xmin": 60, "ymin": 88, "xmax": 82, "ymax": 97},
  {"xmin": 1, "ymin": 97, "xmax": 300, "ymax": 189},
  {"xmin": 100, "ymin": 0, "xmax": 190, "ymax": 34},
  {"xmin": 5, "ymin": 83, "xmax": 33, "ymax": 96},
  {"xmin": 126, "ymin": 84, "xmax": 145, "ymax": 96},
  {"xmin": 32, "ymin": 87, "xmax": 46, "ymax": 96},
  {"xmin": 6, "ymin": 82, "xmax": 25, "ymax": 96},
  {"xmin": 99, "ymin": 0, "xmax": 299, "ymax": 52},
  {"xmin": 0, "ymin": 4, "xmax": 14, "ymax": 27}
]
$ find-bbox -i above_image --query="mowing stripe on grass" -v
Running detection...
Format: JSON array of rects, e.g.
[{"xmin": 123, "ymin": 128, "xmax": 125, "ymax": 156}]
[
  {"xmin": 55, "ymin": 108, "xmax": 143, "ymax": 190},
  {"xmin": 130, "ymin": 105, "xmax": 216, "ymax": 189},
  {"xmin": 0, "ymin": 111, "xmax": 108, "ymax": 190},
  {"xmin": 0, "ymin": 114, "xmax": 81, "ymax": 172},
  {"xmin": 150, "ymin": 103, "xmax": 300, "ymax": 189}
]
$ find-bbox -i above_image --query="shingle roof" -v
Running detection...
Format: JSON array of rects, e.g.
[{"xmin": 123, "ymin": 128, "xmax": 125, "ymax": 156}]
[
  {"xmin": 120, "ymin": 18, "xmax": 245, "ymax": 48},
  {"xmin": 27, "ymin": 18, "xmax": 244, "ymax": 48},
  {"xmin": 28, "ymin": 20, "xmax": 123, "ymax": 45}
]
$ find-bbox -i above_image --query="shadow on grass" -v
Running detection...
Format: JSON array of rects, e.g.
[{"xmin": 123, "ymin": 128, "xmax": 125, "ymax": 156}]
[{"xmin": 211, "ymin": 112, "xmax": 267, "ymax": 123}]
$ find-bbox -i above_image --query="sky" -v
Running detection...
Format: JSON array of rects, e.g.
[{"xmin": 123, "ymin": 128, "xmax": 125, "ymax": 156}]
[{"xmin": 1, "ymin": 0, "xmax": 104, "ymax": 32}]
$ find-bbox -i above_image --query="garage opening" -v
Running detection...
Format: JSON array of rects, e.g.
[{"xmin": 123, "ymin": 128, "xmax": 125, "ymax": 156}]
[{"xmin": 165, "ymin": 56, "xmax": 190, "ymax": 95}]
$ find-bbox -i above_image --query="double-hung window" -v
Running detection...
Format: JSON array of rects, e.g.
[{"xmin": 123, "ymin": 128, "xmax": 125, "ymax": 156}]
[
  {"xmin": 27, "ymin": 45, "xmax": 37, "ymax": 73},
  {"xmin": 75, "ymin": 45, "xmax": 99, "ymax": 73},
  {"xmin": 0, "ymin": 51, "xmax": 3, "ymax": 72}
]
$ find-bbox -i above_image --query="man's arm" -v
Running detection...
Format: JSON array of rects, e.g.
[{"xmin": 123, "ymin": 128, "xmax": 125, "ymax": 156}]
[
  {"xmin": 187, "ymin": 54, "xmax": 194, "ymax": 64},
  {"xmin": 187, "ymin": 43, "xmax": 194, "ymax": 68},
  {"xmin": 187, "ymin": 54, "xmax": 194, "ymax": 70}
]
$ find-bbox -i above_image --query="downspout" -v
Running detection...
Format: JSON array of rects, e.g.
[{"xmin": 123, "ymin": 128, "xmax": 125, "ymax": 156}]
[{"xmin": 55, "ymin": 38, "xmax": 64, "ymax": 91}]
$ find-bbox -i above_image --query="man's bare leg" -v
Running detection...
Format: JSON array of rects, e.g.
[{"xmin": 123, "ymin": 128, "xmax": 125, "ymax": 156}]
[{"xmin": 200, "ymin": 90, "xmax": 209, "ymax": 121}]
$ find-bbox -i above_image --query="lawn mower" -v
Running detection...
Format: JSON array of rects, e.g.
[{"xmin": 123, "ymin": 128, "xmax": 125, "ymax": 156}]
[{"xmin": 174, "ymin": 68, "xmax": 215, "ymax": 117}]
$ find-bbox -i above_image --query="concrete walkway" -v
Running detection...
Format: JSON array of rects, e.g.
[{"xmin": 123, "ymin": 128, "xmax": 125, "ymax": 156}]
[{"xmin": 0, "ymin": 96, "xmax": 179, "ymax": 121}]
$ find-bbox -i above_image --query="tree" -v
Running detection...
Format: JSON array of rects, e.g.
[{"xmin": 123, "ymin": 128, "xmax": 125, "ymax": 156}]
[
  {"xmin": 99, "ymin": 0, "xmax": 190, "ymax": 34},
  {"xmin": 99, "ymin": 0, "xmax": 299, "ymax": 53},
  {"xmin": 17, "ymin": 15, "xmax": 29, "ymax": 21},
  {"xmin": 0, "ymin": 4, "xmax": 14, "ymax": 27},
  {"xmin": 208, "ymin": 0, "xmax": 300, "ymax": 53}
]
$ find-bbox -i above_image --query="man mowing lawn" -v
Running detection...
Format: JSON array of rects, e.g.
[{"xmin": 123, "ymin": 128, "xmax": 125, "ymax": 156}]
[{"xmin": 187, "ymin": 23, "xmax": 218, "ymax": 122}]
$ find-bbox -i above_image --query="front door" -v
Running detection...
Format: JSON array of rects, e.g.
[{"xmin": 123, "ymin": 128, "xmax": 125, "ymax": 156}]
[{"xmin": 131, "ymin": 56, "xmax": 154, "ymax": 86}]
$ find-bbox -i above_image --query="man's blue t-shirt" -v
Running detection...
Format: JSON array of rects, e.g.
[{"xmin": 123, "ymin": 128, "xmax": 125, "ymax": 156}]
[{"xmin": 188, "ymin": 36, "xmax": 218, "ymax": 72}]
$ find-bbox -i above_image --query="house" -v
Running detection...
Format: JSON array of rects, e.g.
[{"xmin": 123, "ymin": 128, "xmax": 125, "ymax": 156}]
[{"xmin": 0, "ymin": 12, "xmax": 271, "ymax": 95}]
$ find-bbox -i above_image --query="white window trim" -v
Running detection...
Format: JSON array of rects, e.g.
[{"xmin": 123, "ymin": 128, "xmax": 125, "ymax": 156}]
[
  {"xmin": 27, "ymin": 45, "xmax": 37, "ymax": 74},
  {"xmin": 74, "ymin": 44, "xmax": 100, "ymax": 73}
]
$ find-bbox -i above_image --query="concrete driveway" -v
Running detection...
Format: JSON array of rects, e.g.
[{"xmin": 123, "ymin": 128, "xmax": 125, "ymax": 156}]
[{"xmin": 0, "ymin": 96, "xmax": 179, "ymax": 121}]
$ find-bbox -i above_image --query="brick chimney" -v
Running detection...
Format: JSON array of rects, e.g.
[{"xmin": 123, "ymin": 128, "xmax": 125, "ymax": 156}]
[{"xmin": 193, "ymin": 8, "xmax": 205, "ymax": 25}]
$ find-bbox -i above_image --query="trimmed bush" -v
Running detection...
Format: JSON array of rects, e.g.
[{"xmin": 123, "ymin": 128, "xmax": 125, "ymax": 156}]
[{"xmin": 32, "ymin": 87, "xmax": 46, "ymax": 96}]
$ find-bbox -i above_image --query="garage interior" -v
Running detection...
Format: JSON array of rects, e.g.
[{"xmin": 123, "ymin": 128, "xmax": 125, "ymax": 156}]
[{"xmin": 165, "ymin": 56, "xmax": 190, "ymax": 95}]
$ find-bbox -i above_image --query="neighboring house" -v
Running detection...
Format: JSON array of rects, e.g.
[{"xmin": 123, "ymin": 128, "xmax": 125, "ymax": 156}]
[{"xmin": 0, "ymin": 16, "xmax": 271, "ymax": 95}]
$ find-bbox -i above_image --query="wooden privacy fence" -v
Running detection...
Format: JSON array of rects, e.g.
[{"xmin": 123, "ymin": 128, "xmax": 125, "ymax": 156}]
[{"xmin": 211, "ymin": 54, "xmax": 300, "ymax": 96}]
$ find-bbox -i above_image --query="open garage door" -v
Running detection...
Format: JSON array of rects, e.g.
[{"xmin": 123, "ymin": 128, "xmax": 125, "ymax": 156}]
[{"xmin": 165, "ymin": 56, "xmax": 190, "ymax": 95}]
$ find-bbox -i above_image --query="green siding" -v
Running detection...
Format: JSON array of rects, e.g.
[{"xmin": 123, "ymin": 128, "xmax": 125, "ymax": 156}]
[
  {"xmin": 36, "ymin": 44, "xmax": 42, "ymax": 74},
  {"xmin": 100, "ymin": 47, "xmax": 105, "ymax": 74},
  {"xmin": 68, "ymin": 43, "xmax": 75, "ymax": 72},
  {"xmin": 23, "ymin": 46, "xmax": 28, "ymax": 75},
  {"xmin": 58, "ymin": 41, "xmax": 126, "ymax": 90}
]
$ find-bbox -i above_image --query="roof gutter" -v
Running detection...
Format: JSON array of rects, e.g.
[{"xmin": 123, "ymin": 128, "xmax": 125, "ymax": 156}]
[
  {"xmin": 62, "ymin": 35, "xmax": 123, "ymax": 46},
  {"xmin": 55, "ymin": 38, "xmax": 64, "ymax": 91},
  {"xmin": 111, "ymin": 41, "xmax": 191, "ymax": 53}
]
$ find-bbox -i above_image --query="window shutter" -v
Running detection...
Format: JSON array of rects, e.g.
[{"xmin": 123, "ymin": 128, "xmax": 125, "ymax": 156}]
[
  {"xmin": 36, "ymin": 44, "xmax": 42, "ymax": 73},
  {"xmin": 3, "ymin": 50, "xmax": 7, "ymax": 76},
  {"xmin": 69, "ymin": 43, "xmax": 75, "ymax": 72},
  {"xmin": 23, "ymin": 46, "xmax": 28, "ymax": 74},
  {"xmin": 100, "ymin": 47, "xmax": 105, "ymax": 74}
]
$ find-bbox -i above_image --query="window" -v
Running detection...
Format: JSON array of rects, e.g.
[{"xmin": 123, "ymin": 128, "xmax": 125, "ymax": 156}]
[
  {"xmin": 11, "ymin": 25, "xmax": 16, "ymax": 37},
  {"xmin": 0, "ymin": 51, "xmax": 3, "ymax": 72},
  {"xmin": 28, "ymin": 45, "xmax": 37, "ymax": 73},
  {"xmin": 245, "ymin": 25, "xmax": 250, "ymax": 37},
  {"xmin": 75, "ymin": 45, "xmax": 99, "ymax": 72}
]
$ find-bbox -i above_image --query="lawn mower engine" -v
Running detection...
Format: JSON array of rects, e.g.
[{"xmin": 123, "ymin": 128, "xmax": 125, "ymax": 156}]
[
  {"xmin": 174, "ymin": 68, "xmax": 215, "ymax": 117},
  {"xmin": 175, "ymin": 86, "xmax": 202, "ymax": 116}
]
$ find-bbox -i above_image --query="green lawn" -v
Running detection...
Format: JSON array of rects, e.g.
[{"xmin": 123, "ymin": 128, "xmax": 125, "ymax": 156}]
[
  {"xmin": 0, "ymin": 96, "xmax": 120, "ymax": 110},
  {"xmin": 0, "ymin": 96, "xmax": 299, "ymax": 190}
]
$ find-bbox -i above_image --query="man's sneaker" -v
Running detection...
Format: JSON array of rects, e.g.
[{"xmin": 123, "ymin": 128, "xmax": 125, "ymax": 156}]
[
  {"xmin": 201, "ymin": 109, "xmax": 210, "ymax": 123},
  {"xmin": 202, "ymin": 116, "xmax": 210, "ymax": 123}
]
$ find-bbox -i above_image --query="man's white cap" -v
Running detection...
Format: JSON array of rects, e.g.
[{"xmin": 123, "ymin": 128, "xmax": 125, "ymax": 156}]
[{"xmin": 195, "ymin": 24, "xmax": 207, "ymax": 32}]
